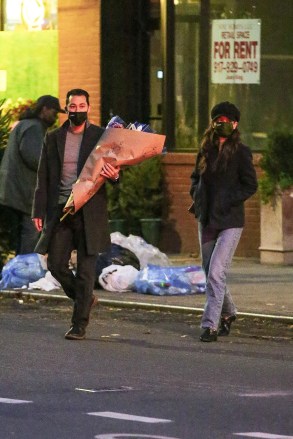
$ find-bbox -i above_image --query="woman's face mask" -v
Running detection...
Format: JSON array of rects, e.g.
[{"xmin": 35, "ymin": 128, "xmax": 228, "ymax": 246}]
[{"xmin": 213, "ymin": 121, "xmax": 234, "ymax": 138}]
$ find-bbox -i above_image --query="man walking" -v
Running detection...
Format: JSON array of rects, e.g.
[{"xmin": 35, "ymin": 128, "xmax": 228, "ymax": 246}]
[{"xmin": 32, "ymin": 88, "xmax": 120, "ymax": 340}]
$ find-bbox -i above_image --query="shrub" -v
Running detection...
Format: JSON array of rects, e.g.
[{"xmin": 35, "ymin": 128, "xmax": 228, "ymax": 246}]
[
  {"xmin": 106, "ymin": 156, "xmax": 164, "ymax": 235},
  {"xmin": 121, "ymin": 157, "xmax": 163, "ymax": 233},
  {"xmin": 259, "ymin": 130, "xmax": 293, "ymax": 204}
]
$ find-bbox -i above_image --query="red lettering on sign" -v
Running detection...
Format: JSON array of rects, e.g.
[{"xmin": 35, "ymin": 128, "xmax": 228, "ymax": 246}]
[
  {"xmin": 234, "ymin": 41, "xmax": 258, "ymax": 59},
  {"xmin": 214, "ymin": 41, "xmax": 231, "ymax": 59}
]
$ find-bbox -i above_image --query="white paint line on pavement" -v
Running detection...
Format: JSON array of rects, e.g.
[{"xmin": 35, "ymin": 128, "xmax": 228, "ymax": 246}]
[
  {"xmin": 76, "ymin": 386, "xmax": 134, "ymax": 393},
  {"xmin": 88, "ymin": 411, "xmax": 172, "ymax": 424},
  {"xmin": 0, "ymin": 397, "xmax": 32, "ymax": 404},
  {"xmin": 76, "ymin": 388, "xmax": 98, "ymax": 393},
  {"xmin": 94, "ymin": 434, "xmax": 180, "ymax": 439},
  {"xmin": 95, "ymin": 434, "xmax": 180, "ymax": 439},
  {"xmin": 234, "ymin": 433, "xmax": 293, "ymax": 438},
  {"xmin": 239, "ymin": 391, "xmax": 293, "ymax": 397}
]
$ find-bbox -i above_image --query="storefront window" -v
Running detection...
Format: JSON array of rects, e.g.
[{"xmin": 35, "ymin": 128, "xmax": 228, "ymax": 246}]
[
  {"xmin": 2, "ymin": 0, "xmax": 57, "ymax": 31},
  {"xmin": 210, "ymin": 0, "xmax": 293, "ymax": 150},
  {"xmin": 150, "ymin": 0, "xmax": 293, "ymax": 152},
  {"xmin": 149, "ymin": 28, "xmax": 163, "ymax": 134},
  {"xmin": 149, "ymin": 0, "xmax": 200, "ymax": 150},
  {"xmin": 0, "ymin": 0, "xmax": 58, "ymax": 101},
  {"xmin": 174, "ymin": 0, "xmax": 200, "ymax": 150}
]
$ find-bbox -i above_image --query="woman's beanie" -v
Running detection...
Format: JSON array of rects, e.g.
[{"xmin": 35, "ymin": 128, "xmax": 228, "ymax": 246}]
[{"xmin": 211, "ymin": 101, "xmax": 240, "ymax": 122}]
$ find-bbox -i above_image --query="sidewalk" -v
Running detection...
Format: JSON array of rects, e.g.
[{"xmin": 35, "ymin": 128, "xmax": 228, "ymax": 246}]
[
  {"xmin": 96, "ymin": 256, "xmax": 293, "ymax": 322},
  {"xmin": 1, "ymin": 256, "xmax": 292, "ymax": 322}
]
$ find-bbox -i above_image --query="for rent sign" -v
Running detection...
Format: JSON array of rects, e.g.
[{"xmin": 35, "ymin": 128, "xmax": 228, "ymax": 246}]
[{"xmin": 211, "ymin": 19, "xmax": 261, "ymax": 84}]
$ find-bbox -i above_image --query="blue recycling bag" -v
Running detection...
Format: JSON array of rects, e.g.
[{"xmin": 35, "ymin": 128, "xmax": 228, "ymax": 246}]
[
  {"xmin": 0, "ymin": 253, "xmax": 46, "ymax": 290},
  {"xmin": 134, "ymin": 264, "xmax": 206, "ymax": 295}
]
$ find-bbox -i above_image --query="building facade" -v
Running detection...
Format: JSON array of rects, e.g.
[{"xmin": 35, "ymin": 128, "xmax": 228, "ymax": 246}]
[{"xmin": 1, "ymin": 0, "xmax": 292, "ymax": 257}]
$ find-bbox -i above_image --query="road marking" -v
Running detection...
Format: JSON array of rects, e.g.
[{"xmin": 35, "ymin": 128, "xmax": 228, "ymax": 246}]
[
  {"xmin": 0, "ymin": 397, "xmax": 32, "ymax": 404},
  {"xmin": 94, "ymin": 434, "xmax": 180, "ymax": 439},
  {"xmin": 76, "ymin": 386, "xmax": 133, "ymax": 393},
  {"xmin": 88, "ymin": 411, "xmax": 172, "ymax": 424},
  {"xmin": 239, "ymin": 391, "xmax": 293, "ymax": 398},
  {"xmin": 234, "ymin": 433, "xmax": 293, "ymax": 438}
]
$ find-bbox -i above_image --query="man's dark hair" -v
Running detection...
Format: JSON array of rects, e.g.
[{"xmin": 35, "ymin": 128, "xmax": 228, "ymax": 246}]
[{"xmin": 66, "ymin": 89, "xmax": 90, "ymax": 106}]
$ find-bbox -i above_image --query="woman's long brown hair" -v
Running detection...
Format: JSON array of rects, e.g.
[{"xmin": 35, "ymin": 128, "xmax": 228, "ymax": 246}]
[{"xmin": 198, "ymin": 124, "xmax": 241, "ymax": 174}]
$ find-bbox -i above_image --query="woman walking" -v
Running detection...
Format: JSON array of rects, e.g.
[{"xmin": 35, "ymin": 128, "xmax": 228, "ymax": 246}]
[{"xmin": 190, "ymin": 101, "xmax": 258, "ymax": 342}]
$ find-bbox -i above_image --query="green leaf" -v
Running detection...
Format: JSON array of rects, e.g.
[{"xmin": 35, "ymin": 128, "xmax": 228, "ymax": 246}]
[{"xmin": 259, "ymin": 130, "xmax": 293, "ymax": 203}]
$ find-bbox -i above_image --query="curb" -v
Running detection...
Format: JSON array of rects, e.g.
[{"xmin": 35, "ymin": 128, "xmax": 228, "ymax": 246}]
[{"xmin": 1, "ymin": 290, "xmax": 293, "ymax": 324}]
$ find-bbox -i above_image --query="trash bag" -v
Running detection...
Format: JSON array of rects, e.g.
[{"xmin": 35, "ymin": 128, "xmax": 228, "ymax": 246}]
[
  {"xmin": 134, "ymin": 264, "xmax": 206, "ymax": 295},
  {"xmin": 110, "ymin": 232, "xmax": 170, "ymax": 268},
  {"xmin": 28, "ymin": 271, "xmax": 61, "ymax": 292},
  {"xmin": 95, "ymin": 243, "xmax": 140, "ymax": 287},
  {"xmin": 0, "ymin": 253, "xmax": 47, "ymax": 290},
  {"xmin": 99, "ymin": 264, "xmax": 139, "ymax": 292}
]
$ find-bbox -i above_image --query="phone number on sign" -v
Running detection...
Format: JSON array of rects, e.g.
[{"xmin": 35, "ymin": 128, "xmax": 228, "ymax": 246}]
[{"xmin": 214, "ymin": 61, "xmax": 258, "ymax": 73}]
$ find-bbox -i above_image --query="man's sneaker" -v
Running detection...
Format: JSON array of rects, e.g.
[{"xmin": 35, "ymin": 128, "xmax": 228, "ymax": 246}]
[
  {"xmin": 69, "ymin": 295, "xmax": 98, "ymax": 330},
  {"xmin": 65, "ymin": 326, "xmax": 86, "ymax": 340},
  {"xmin": 200, "ymin": 327, "xmax": 218, "ymax": 342},
  {"xmin": 218, "ymin": 315, "xmax": 236, "ymax": 336}
]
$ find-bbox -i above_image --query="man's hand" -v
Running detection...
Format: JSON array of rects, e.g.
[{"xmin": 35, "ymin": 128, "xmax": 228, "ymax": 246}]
[
  {"xmin": 32, "ymin": 218, "xmax": 43, "ymax": 232},
  {"xmin": 100, "ymin": 163, "xmax": 120, "ymax": 181}
]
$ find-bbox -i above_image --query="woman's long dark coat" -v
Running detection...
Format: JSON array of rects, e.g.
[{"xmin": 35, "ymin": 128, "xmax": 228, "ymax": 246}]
[{"xmin": 190, "ymin": 143, "xmax": 258, "ymax": 229}]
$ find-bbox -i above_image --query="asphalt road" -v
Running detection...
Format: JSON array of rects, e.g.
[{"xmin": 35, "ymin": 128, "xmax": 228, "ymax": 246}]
[{"xmin": 0, "ymin": 299, "xmax": 293, "ymax": 439}]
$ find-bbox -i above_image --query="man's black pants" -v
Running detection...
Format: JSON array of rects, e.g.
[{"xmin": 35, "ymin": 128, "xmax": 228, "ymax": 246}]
[{"xmin": 47, "ymin": 208, "xmax": 97, "ymax": 330}]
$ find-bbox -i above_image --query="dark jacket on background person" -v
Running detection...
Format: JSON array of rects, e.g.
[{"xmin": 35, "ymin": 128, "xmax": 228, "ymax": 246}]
[
  {"xmin": 0, "ymin": 119, "xmax": 46, "ymax": 214},
  {"xmin": 32, "ymin": 120, "xmax": 110, "ymax": 255},
  {"xmin": 190, "ymin": 143, "xmax": 257, "ymax": 229}
]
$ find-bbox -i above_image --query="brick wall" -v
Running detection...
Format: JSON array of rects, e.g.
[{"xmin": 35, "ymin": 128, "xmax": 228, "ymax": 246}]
[
  {"xmin": 160, "ymin": 153, "xmax": 262, "ymax": 258},
  {"xmin": 58, "ymin": 0, "xmax": 101, "ymax": 124}
]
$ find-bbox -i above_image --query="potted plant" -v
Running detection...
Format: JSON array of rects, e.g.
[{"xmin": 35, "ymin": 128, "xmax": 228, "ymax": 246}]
[
  {"xmin": 259, "ymin": 130, "xmax": 293, "ymax": 264},
  {"xmin": 106, "ymin": 180, "xmax": 128, "ymax": 235},
  {"xmin": 119, "ymin": 156, "xmax": 164, "ymax": 246}
]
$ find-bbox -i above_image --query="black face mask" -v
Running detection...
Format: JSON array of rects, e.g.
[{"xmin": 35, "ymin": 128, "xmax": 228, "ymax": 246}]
[
  {"xmin": 213, "ymin": 121, "xmax": 234, "ymax": 138},
  {"xmin": 68, "ymin": 112, "xmax": 88, "ymax": 126}
]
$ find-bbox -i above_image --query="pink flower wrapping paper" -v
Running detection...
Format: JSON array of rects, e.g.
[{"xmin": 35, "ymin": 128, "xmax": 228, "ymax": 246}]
[{"xmin": 61, "ymin": 127, "xmax": 166, "ymax": 219}]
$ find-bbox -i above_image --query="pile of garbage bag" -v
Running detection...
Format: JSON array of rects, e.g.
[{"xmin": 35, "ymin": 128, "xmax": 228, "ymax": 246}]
[
  {"xmin": 97, "ymin": 234, "xmax": 205, "ymax": 295},
  {"xmin": 0, "ymin": 234, "xmax": 206, "ymax": 296}
]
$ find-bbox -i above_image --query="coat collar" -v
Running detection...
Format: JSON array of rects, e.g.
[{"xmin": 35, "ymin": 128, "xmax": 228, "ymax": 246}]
[{"xmin": 55, "ymin": 120, "xmax": 100, "ymax": 175}]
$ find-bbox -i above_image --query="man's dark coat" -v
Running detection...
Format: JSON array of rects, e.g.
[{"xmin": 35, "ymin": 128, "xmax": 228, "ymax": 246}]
[
  {"xmin": 32, "ymin": 120, "xmax": 111, "ymax": 255},
  {"xmin": 0, "ymin": 119, "xmax": 46, "ymax": 214}
]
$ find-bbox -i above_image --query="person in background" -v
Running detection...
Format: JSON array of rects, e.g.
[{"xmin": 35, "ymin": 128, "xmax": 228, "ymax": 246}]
[
  {"xmin": 0, "ymin": 95, "xmax": 65, "ymax": 254},
  {"xmin": 32, "ymin": 88, "xmax": 120, "ymax": 341},
  {"xmin": 190, "ymin": 101, "xmax": 258, "ymax": 342}
]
